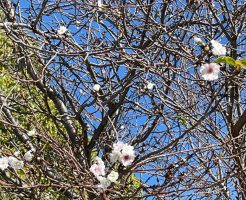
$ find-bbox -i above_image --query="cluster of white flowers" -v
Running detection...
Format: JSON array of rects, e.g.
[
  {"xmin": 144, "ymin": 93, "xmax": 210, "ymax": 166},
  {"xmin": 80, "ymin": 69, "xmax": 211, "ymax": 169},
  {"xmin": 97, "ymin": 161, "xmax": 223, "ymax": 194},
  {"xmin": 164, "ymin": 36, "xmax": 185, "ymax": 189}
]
[
  {"xmin": 200, "ymin": 63, "xmax": 221, "ymax": 81},
  {"xmin": 110, "ymin": 141, "xmax": 135, "ymax": 166},
  {"xmin": 0, "ymin": 156, "xmax": 24, "ymax": 171},
  {"xmin": 89, "ymin": 156, "xmax": 119, "ymax": 189},
  {"xmin": 193, "ymin": 37, "xmax": 226, "ymax": 56},
  {"xmin": 0, "ymin": 149, "xmax": 35, "ymax": 171},
  {"xmin": 210, "ymin": 40, "xmax": 226, "ymax": 56},
  {"xmin": 193, "ymin": 37, "xmax": 225, "ymax": 81},
  {"xmin": 89, "ymin": 142, "xmax": 134, "ymax": 189},
  {"xmin": 8, "ymin": 156, "xmax": 24, "ymax": 170}
]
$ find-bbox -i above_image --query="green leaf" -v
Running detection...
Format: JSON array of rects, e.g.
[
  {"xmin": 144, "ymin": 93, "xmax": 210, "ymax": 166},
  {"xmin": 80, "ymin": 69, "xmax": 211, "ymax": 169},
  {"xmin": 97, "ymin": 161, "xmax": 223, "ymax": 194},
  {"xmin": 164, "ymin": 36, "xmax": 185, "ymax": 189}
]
[
  {"xmin": 215, "ymin": 56, "xmax": 235, "ymax": 66},
  {"xmin": 91, "ymin": 148, "xmax": 98, "ymax": 160},
  {"xmin": 178, "ymin": 115, "xmax": 188, "ymax": 128},
  {"xmin": 235, "ymin": 58, "xmax": 246, "ymax": 69},
  {"xmin": 131, "ymin": 174, "xmax": 141, "ymax": 188}
]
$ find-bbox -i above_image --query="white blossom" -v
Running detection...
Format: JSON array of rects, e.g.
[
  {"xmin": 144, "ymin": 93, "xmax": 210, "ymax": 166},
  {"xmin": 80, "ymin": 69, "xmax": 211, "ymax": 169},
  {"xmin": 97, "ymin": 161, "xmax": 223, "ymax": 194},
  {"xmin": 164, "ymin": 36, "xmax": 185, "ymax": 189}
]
[
  {"xmin": 200, "ymin": 63, "xmax": 220, "ymax": 81},
  {"xmin": 8, "ymin": 156, "xmax": 24, "ymax": 170},
  {"xmin": 95, "ymin": 156, "xmax": 105, "ymax": 166},
  {"xmin": 211, "ymin": 40, "xmax": 226, "ymax": 56},
  {"xmin": 110, "ymin": 141, "xmax": 124, "ymax": 163},
  {"xmin": 27, "ymin": 128, "xmax": 37, "ymax": 136},
  {"xmin": 109, "ymin": 151, "xmax": 120, "ymax": 164},
  {"xmin": 107, "ymin": 171, "xmax": 119, "ymax": 183},
  {"xmin": 147, "ymin": 82, "xmax": 155, "ymax": 90},
  {"xmin": 24, "ymin": 150, "xmax": 34, "ymax": 162},
  {"xmin": 97, "ymin": 176, "xmax": 111, "ymax": 189},
  {"xmin": 13, "ymin": 151, "xmax": 20, "ymax": 157},
  {"xmin": 120, "ymin": 144, "xmax": 135, "ymax": 166},
  {"xmin": 113, "ymin": 141, "xmax": 124, "ymax": 152},
  {"xmin": 90, "ymin": 157, "xmax": 105, "ymax": 177},
  {"xmin": 110, "ymin": 141, "xmax": 135, "ymax": 166},
  {"xmin": 98, "ymin": 0, "xmax": 103, "ymax": 8},
  {"xmin": 57, "ymin": 26, "xmax": 67, "ymax": 35},
  {"xmin": 120, "ymin": 125, "xmax": 125, "ymax": 130},
  {"xmin": 75, "ymin": 20, "xmax": 81, "ymax": 27},
  {"xmin": 93, "ymin": 84, "xmax": 101, "ymax": 92},
  {"xmin": 194, "ymin": 37, "xmax": 204, "ymax": 45},
  {"xmin": 0, "ymin": 157, "xmax": 9, "ymax": 170}
]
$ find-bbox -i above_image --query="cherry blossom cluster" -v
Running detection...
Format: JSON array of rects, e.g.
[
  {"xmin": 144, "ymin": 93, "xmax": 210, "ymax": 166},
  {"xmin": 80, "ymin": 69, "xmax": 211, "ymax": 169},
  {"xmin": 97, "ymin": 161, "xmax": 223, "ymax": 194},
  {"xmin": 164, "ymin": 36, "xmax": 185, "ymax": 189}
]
[
  {"xmin": 0, "ymin": 150, "xmax": 34, "ymax": 171},
  {"xmin": 110, "ymin": 141, "xmax": 135, "ymax": 166},
  {"xmin": 0, "ymin": 156, "xmax": 24, "ymax": 171},
  {"xmin": 89, "ymin": 156, "xmax": 119, "ymax": 189},
  {"xmin": 89, "ymin": 141, "xmax": 135, "ymax": 189},
  {"xmin": 194, "ymin": 37, "xmax": 227, "ymax": 81}
]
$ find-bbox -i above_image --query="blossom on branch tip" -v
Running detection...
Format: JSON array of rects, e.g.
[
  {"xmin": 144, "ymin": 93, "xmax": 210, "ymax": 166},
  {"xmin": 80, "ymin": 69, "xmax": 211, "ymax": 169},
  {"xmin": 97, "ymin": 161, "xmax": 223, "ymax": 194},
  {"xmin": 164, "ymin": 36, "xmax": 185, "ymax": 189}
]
[
  {"xmin": 110, "ymin": 141, "xmax": 135, "ymax": 166},
  {"xmin": 120, "ymin": 125, "xmax": 125, "ymax": 130},
  {"xmin": 24, "ymin": 150, "xmax": 34, "ymax": 162},
  {"xmin": 57, "ymin": 26, "xmax": 67, "ymax": 35},
  {"xmin": 147, "ymin": 82, "xmax": 155, "ymax": 90},
  {"xmin": 120, "ymin": 144, "xmax": 135, "ymax": 166},
  {"xmin": 27, "ymin": 128, "xmax": 37, "ymax": 137},
  {"xmin": 112, "ymin": 141, "xmax": 125, "ymax": 152},
  {"xmin": 0, "ymin": 157, "xmax": 9, "ymax": 170},
  {"xmin": 97, "ymin": 176, "xmax": 111, "ymax": 189},
  {"xmin": 211, "ymin": 40, "xmax": 226, "ymax": 56},
  {"xmin": 194, "ymin": 37, "xmax": 204, "ymax": 46},
  {"xmin": 8, "ymin": 156, "xmax": 24, "ymax": 170},
  {"xmin": 95, "ymin": 156, "xmax": 104, "ymax": 166},
  {"xmin": 90, "ymin": 157, "xmax": 105, "ymax": 177},
  {"xmin": 93, "ymin": 84, "xmax": 101, "ymax": 92},
  {"xmin": 200, "ymin": 63, "xmax": 220, "ymax": 81},
  {"xmin": 98, "ymin": 0, "xmax": 102, "ymax": 7},
  {"xmin": 110, "ymin": 141, "xmax": 124, "ymax": 163},
  {"xmin": 107, "ymin": 171, "xmax": 119, "ymax": 183},
  {"xmin": 13, "ymin": 151, "xmax": 20, "ymax": 157}
]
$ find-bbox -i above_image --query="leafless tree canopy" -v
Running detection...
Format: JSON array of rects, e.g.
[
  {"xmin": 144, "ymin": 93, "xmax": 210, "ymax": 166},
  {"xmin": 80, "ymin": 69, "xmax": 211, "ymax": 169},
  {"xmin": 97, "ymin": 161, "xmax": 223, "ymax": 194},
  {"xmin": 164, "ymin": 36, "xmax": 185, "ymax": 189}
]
[{"xmin": 0, "ymin": 0, "xmax": 245, "ymax": 199}]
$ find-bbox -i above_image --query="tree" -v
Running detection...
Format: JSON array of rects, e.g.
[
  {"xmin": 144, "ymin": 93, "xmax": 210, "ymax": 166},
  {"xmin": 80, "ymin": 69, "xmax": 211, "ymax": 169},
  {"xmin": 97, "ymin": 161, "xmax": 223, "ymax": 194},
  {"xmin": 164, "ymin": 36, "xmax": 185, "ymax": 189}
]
[{"xmin": 0, "ymin": 0, "xmax": 245, "ymax": 199}]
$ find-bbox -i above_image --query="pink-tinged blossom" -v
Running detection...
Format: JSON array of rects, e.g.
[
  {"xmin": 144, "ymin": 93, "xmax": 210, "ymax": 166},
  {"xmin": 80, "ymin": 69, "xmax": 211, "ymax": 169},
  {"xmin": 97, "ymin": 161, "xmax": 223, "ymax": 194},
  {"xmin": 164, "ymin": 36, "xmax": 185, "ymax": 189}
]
[
  {"xmin": 110, "ymin": 141, "xmax": 135, "ymax": 166},
  {"xmin": 120, "ymin": 144, "xmax": 135, "ymax": 166},
  {"xmin": 90, "ymin": 157, "xmax": 105, "ymax": 177},
  {"xmin": 200, "ymin": 63, "xmax": 220, "ymax": 81},
  {"xmin": 211, "ymin": 40, "xmax": 226, "ymax": 56}
]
